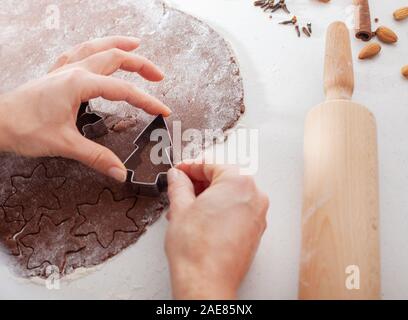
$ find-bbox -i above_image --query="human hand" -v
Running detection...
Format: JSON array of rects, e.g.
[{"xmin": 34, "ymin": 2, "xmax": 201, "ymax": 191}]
[
  {"xmin": 165, "ymin": 163, "xmax": 269, "ymax": 300},
  {"xmin": 0, "ymin": 36, "xmax": 171, "ymax": 182}
]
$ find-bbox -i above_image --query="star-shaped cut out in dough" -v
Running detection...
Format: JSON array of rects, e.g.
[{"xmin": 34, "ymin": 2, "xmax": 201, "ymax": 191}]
[
  {"xmin": 74, "ymin": 189, "xmax": 138, "ymax": 248},
  {"xmin": 46, "ymin": 179, "xmax": 81, "ymax": 225},
  {"xmin": 3, "ymin": 206, "xmax": 24, "ymax": 222},
  {"xmin": 21, "ymin": 216, "xmax": 84, "ymax": 271},
  {"xmin": 0, "ymin": 207, "xmax": 25, "ymax": 255},
  {"xmin": 5, "ymin": 165, "xmax": 65, "ymax": 221}
]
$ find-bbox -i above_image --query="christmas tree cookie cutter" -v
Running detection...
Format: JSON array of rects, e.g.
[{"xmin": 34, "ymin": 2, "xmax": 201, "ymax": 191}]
[
  {"xmin": 123, "ymin": 115, "xmax": 173, "ymax": 197},
  {"xmin": 76, "ymin": 104, "xmax": 173, "ymax": 198}
]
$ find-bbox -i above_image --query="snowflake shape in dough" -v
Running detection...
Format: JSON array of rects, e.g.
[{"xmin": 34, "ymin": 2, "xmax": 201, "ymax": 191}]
[
  {"xmin": 21, "ymin": 216, "xmax": 84, "ymax": 271},
  {"xmin": 5, "ymin": 165, "xmax": 65, "ymax": 221},
  {"xmin": 74, "ymin": 189, "xmax": 138, "ymax": 248}
]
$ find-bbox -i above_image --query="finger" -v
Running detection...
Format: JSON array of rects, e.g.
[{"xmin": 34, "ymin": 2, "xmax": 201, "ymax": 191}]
[
  {"xmin": 61, "ymin": 131, "xmax": 127, "ymax": 183},
  {"xmin": 76, "ymin": 72, "xmax": 171, "ymax": 116},
  {"xmin": 176, "ymin": 163, "xmax": 238, "ymax": 184},
  {"xmin": 49, "ymin": 36, "xmax": 140, "ymax": 72},
  {"xmin": 167, "ymin": 168, "xmax": 196, "ymax": 218},
  {"xmin": 74, "ymin": 49, "xmax": 164, "ymax": 81}
]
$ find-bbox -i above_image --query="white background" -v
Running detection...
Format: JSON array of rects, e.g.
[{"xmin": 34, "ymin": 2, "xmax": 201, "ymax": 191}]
[{"xmin": 2, "ymin": 0, "xmax": 408, "ymax": 299}]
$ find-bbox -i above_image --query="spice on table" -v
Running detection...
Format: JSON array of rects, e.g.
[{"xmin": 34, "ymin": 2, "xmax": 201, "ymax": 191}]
[
  {"xmin": 257, "ymin": 0, "xmax": 275, "ymax": 11},
  {"xmin": 358, "ymin": 43, "xmax": 381, "ymax": 59},
  {"xmin": 279, "ymin": 16, "xmax": 297, "ymax": 25},
  {"xmin": 354, "ymin": 0, "xmax": 373, "ymax": 41},
  {"xmin": 264, "ymin": 2, "xmax": 275, "ymax": 11},
  {"xmin": 307, "ymin": 23, "xmax": 312, "ymax": 34},
  {"xmin": 393, "ymin": 7, "xmax": 408, "ymax": 21},
  {"xmin": 302, "ymin": 26, "xmax": 311, "ymax": 37},
  {"xmin": 271, "ymin": 0, "xmax": 290, "ymax": 14},
  {"xmin": 253, "ymin": 0, "xmax": 292, "ymax": 19},
  {"xmin": 401, "ymin": 65, "xmax": 408, "ymax": 79},
  {"xmin": 254, "ymin": 0, "xmax": 267, "ymax": 7},
  {"xmin": 295, "ymin": 25, "xmax": 301, "ymax": 37},
  {"xmin": 375, "ymin": 26, "xmax": 398, "ymax": 44},
  {"xmin": 253, "ymin": 0, "xmax": 318, "ymax": 39},
  {"xmin": 281, "ymin": 3, "xmax": 290, "ymax": 14}
]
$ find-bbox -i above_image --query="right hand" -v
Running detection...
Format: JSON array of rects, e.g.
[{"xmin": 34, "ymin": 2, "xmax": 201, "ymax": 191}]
[
  {"xmin": 0, "ymin": 36, "xmax": 171, "ymax": 182},
  {"xmin": 165, "ymin": 163, "xmax": 269, "ymax": 300}
]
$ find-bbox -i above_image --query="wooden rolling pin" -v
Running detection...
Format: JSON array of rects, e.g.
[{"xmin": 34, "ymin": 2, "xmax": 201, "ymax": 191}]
[{"xmin": 299, "ymin": 21, "xmax": 380, "ymax": 300}]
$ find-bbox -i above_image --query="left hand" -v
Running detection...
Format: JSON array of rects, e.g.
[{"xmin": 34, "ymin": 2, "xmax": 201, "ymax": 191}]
[
  {"xmin": 0, "ymin": 36, "xmax": 171, "ymax": 182},
  {"xmin": 165, "ymin": 163, "xmax": 269, "ymax": 299}
]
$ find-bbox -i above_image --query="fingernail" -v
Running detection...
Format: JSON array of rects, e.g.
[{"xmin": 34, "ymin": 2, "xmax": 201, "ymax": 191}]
[
  {"xmin": 130, "ymin": 37, "xmax": 141, "ymax": 43},
  {"xmin": 108, "ymin": 167, "xmax": 127, "ymax": 183},
  {"xmin": 182, "ymin": 158, "xmax": 195, "ymax": 165},
  {"xmin": 167, "ymin": 168, "xmax": 179, "ymax": 184},
  {"xmin": 157, "ymin": 68, "xmax": 165, "ymax": 79},
  {"xmin": 163, "ymin": 105, "xmax": 172, "ymax": 116}
]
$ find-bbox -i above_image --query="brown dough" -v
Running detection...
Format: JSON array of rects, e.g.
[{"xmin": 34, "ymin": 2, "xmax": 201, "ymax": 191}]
[{"xmin": 0, "ymin": 0, "xmax": 244, "ymax": 278}]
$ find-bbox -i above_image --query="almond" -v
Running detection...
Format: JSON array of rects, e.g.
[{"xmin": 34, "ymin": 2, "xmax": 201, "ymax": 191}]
[
  {"xmin": 358, "ymin": 43, "xmax": 381, "ymax": 60},
  {"xmin": 402, "ymin": 65, "xmax": 408, "ymax": 79},
  {"xmin": 394, "ymin": 7, "xmax": 408, "ymax": 21},
  {"xmin": 375, "ymin": 26, "xmax": 398, "ymax": 44}
]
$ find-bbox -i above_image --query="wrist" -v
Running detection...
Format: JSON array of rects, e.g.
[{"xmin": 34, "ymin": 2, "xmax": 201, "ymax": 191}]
[
  {"xmin": 170, "ymin": 260, "xmax": 237, "ymax": 300},
  {"xmin": 174, "ymin": 283, "xmax": 237, "ymax": 300},
  {"xmin": 0, "ymin": 94, "xmax": 14, "ymax": 152}
]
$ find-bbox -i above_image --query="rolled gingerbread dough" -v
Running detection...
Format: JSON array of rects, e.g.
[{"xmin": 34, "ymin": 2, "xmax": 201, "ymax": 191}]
[{"xmin": 0, "ymin": 0, "xmax": 244, "ymax": 277}]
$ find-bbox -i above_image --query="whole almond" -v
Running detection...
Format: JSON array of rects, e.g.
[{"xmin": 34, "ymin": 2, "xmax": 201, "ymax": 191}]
[
  {"xmin": 375, "ymin": 26, "xmax": 398, "ymax": 44},
  {"xmin": 394, "ymin": 7, "xmax": 408, "ymax": 21},
  {"xmin": 402, "ymin": 65, "xmax": 408, "ymax": 79},
  {"xmin": 358, "ymin": 43, "xmax": 381, "ymax": 60}
]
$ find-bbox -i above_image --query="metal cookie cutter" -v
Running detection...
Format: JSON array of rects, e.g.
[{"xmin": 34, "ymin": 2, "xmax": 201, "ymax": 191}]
[
  {"xmin": 124, "ymin": 115, "xmax": 173, "ymax": 197},
  {"xmin": 76, "ymin": 102, "xmax": 108, "ymax": 139}
]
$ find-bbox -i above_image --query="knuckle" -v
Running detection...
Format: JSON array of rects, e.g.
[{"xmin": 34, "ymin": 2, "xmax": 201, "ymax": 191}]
[
  {"xmin": 119, "ymin": 81, "xmax": 133, "ymax": 101},
  {"xmin": 222, "ymin": 164, "xmax": 240, "ymax": 174},
  {"xmin": 108, "ymin": 48, "xmax": 124, "ymax": 58},
  {"xmin": 253, "ymin": 211, "xmax": 268, "ymax": 235},
  {"xmin": 77, "ymin": 42, "xmax": 94, "ymax": 57},
  {"xmin": 168, "ymin": 182, "xmax": 184, "ymax": 196},
  {"xmin": 259, "ymin": 192, "xmax": 270, "ymax": 211},
  {"xmin": 253, "ymin": 192, "xmax": 269, "ymax": 221},
  {"xmin": 67, "ymin": 67, "xmax": 87, "ymax": 79},
  {"xmin": 64, "ymin": 68, "xmax": 88, "ymax": 86},
  {"xmin": 88, "ymin": 146, "xmax": 109, "ymax": 169},
  {"xmin": 231, "ymin": 175, "xmax": 257, "ymax": 191},
  {"xmin": 261, "ymin": 219, "xmax": 267, "ymax": 234},
  {"xmin": 56, "ymin": 53, "xmax": 70, "ymax": 66}
]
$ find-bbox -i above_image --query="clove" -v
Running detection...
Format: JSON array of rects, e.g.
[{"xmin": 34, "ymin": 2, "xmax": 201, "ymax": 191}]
[
  {"xmin": 271, "ymin": 0, "xmax": 290, "ymax": 14},
  {"xmin": 281, "ymin": 4, "xmax": 290, "ymax": 14},
  {"xmin": 280, "ymin": 16, "xmax": 297, "ymax": 25},
  {"xmin": 302, "ymin": 26, "xmax": 311, "ymax": 37},
  {"xmin": 254, "ymin": 0, "xmax": 266, "ymax": 7},
  {"xmin": 295, "ymin": 25, "xmax": 301, "ymax": 37},
  {"xmin": 307, "ymin": 23, "xmax": 312, "ymax": 34},
  {"xmin": 258, "ymin": 0, "xmax": 275, "ymax": 11}
]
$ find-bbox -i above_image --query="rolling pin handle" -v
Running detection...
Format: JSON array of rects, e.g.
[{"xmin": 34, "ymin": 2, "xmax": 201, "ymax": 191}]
[{"xmin": 324, "ymin": 22, "xmax": 355, "ymax": 101}]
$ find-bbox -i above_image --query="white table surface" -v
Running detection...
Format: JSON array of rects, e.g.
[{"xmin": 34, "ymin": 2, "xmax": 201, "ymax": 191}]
[{"xmin": 2, "ymin": 0, "xmax": 408, "ymax": 300}]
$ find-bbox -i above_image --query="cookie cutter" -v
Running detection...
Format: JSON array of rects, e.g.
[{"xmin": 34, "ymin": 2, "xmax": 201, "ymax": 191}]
[
  {"xmin": 75, "ymin": 103, "xmax": 173, "ymax": 197},
  {"xmin": 124, "ymin": 115, "xmax": 173, "ymax": 197},
  {"xmin": 76, "ymin": 102, "xmax": 108, "ymax": 139}
]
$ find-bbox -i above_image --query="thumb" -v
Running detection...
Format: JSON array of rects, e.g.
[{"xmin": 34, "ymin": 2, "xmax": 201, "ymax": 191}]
[
  {"xmin": 64, "ymin": 132, "xmax": 127, "ymax": 182},
  {"xmin": 167, "ymin": 168, "xmax": 196, "ymax": 217}
]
